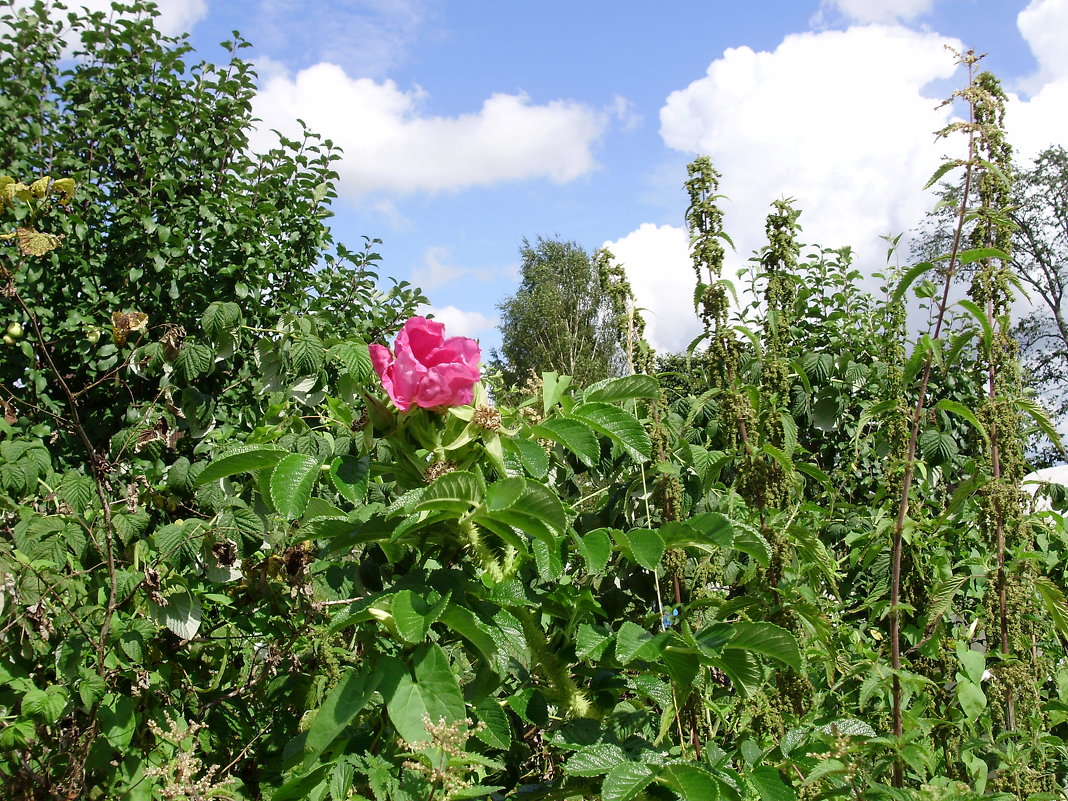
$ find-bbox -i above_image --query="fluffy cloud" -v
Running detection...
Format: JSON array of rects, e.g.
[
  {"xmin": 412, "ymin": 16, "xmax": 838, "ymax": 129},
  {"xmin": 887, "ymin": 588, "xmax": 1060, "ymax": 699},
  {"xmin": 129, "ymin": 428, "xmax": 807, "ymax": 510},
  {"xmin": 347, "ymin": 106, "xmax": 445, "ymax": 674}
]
[
  {"xmin": 419, "ymin": 305, "xmax": 498, "ymax": 341},
  {"xmin": 1007, "ymin": 0, "xmax": 1068, "ymax": 160},
  {"xmin": 815, "ymin": 0, "xmax": 936, "ymax": 24},
  {"xmin": 603, "ymin": 224, "xmax": 701, "ymax": 354},
  {"xmin": 656, "ymin": 25, "xmax": 964, "ymax": 289},
  {"xmin": 251, "ymin": 62, "xmax": 606, "ymax": 196}
]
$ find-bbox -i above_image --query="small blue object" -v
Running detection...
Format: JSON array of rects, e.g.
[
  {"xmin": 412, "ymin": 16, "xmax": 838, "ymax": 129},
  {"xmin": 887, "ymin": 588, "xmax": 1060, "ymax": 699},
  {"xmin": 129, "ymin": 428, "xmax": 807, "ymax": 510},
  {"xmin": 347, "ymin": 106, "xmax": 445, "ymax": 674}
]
[{"xmin": 662, "ymin": 608, "xmax": 679, "ymax": 629}]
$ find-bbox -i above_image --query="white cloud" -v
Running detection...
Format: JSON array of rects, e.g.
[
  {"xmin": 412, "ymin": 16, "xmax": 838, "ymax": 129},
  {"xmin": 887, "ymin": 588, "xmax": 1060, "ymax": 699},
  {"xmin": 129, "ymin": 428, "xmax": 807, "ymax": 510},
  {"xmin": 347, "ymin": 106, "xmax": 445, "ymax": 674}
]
[
  {"xmin": 658, "ymin": 25, "xmax": 963, "ymax": 285},
  {"xmin": 815, "ymin": 0, "xmax": 936, "ymax": 24},
  {"xmin": 603, "ymin": 223, "xmax": 702, "ymax": 354},
  {"xmin": 419, "ymin": 305, "xmax": 498, "ymax": 341},
  {"xmin": 412, "ymin": 246, "xmax": 467, "ymax": 290},
  {"xmin": 12, "ymin": 0, "xmax": 207, "ymax": 37},
  {"xmin": 251, "ymin": 62, "xmax": 606, "ymax": 196},
  {"xmin": 1007, "ymin": 0, "xmax": 1068, "ymax": 160}
]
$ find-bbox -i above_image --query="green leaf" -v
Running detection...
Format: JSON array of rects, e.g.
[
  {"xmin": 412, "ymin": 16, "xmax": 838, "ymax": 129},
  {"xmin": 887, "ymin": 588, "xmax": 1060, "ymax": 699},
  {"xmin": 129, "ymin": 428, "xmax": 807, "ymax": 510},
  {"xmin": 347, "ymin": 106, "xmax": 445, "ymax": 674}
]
[
  {"xmin": 583, "ymin": 374, "xmax": 659, "ymax": 403},
  {"xmin": 661, "ymin": 514, "xmax": 733, "ymax": 553},
  {"xmin": 726, "ymin": 622, "xmax": 802, "ymax": 671},
  {"xmin": 616, "ymin": 621, "xmax": 666, "ymax": 664},
  {"xmin": 958, "ymin": 246, "xmax": 1009, "ymax": 265},
  {"xmin": 576, "ymin": 623, "xmax": 613, "ymax": 661},
  {"xmin": 330, "ymin": 341, "xmax": 373, "ymax": 382},
  {"xmin": 384, "ymin": 644, "xmax": 466, "ymax": 746},
  {"xmin": 439, "ymin": 606, "xmax": 498, "ymax": 665},
  {"xmin": 173, "ymin": 340, "xmax": 214, "ymax": 383},
  {"xmin": 201, "ymin": 301, "xmax": 241, "ymax": 341},
  {"xmin": 1036, "ymin": 577, "xmax": 1068, "ymax": 641},
  {"xmin": 290, "ymin": 334, "xmax": 325, "ymax": 375},
  {"xmin": 565, "ymin": 743, "xmax": 627, "ymax": 777},
  {"xmin": 477, "ymin": 477, "xmax": 567, "ymax": 544},
  {"xmin": 715, "ymin": 648, "xmax": 762, "ymax": 697},
  {"xmin": 532, "ymin": 418, "xmax": 599, "ymax": 467},
  {"xmin": 509, "ymin": 437, "xmax": 549, "ymax": 479},
  {"xmin": 570, "ymin": 402, "xmax": 651, "ymax": 461},
  {"xmin": 21, "ymin": 685, "xmax": 67, "ymax": 724},
  {"xmin": 270, "ymin": 453, "xmax": 321, "ymax": 518},
  {"xmin": 663, "ymin": 764, "xmax": 719, "ymax": 801},
  {"xmin": 474, "ymin": 698, "xmax": 511, "ymax": 750},
  {"xmin": 392, "ymin": 590, "xmax": 449, "ymax": 644},
  {"xmin": 194, "ymin": 445, "xmax": 287, "ymax": 486},
  {"xmin": 602, "ymin": 761, "xmax": 657, "ymax": 801},
  {"xmin": 934, "ymin": 399, "xmax": 989, "ymax": 449},
  {"xmin": 154, "ymin": 590, "xmax": 202, "ymax": 639},
  {"xmin": 732, "ymin": 523, "xmax": 771, "ymax": 567},
  {"xmin": 99, "ymin": 695, "xmax": 137, "ymax": 750},
  {"xmin": 892, "ymin": 261, "xmax": 936, "ymax": 304},
  {"xmin": 748, "ymin": 766, "xmax": 796, "ymax": 801},
  {"xmin": 415, "ymin": 470, "xmax": 483, "ymax": 515},
  {"xmin": 330, "ymin": 455, "xmax": 369, "ymax": 503},
  {"xmin": 577, "ymin": 528, "xmax": 614, "ymax": 573},
  {"xmin": 622, "ymin": 528, "xmax": 664, "ymax": 570},
  {"xmin": 956, "ymin": 677, "xmax": 986, "ymax": 720},
  {"xmin": 304, "ymin": 664, "xmax": 382, "ymax": 768}
]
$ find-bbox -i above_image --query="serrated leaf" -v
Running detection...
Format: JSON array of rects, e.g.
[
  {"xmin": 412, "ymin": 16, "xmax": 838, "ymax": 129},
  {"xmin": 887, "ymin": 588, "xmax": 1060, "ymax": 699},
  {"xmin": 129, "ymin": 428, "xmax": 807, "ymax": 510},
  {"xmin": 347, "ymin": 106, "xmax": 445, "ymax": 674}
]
[
  {"xmin": 578, "ymin": 528, "xmax": 614, "ymax": 573},
  {"xmin": 58, "ymin": 472, "xmax": 95, "ymax": 515},
  {"xmin": 331, "ymin": 341, "xmax": 374, "ymax": 382},
  {"xmin": 564, "ymin": 743, "xmax": 627, "ymax": 777},
  {"xmin": 602, "ymin": 761, "xmax": 657, "ymax": 801},
  {"xmin": 622, "ymin": 528, "xmax": 664, "ymax": 570},
  {"xmin": 616, "ymin": 621, "xmax": 666, "ymax": 664},
  {"xmin": 576, "ymin": 623, "xmax": 613, "ymax": 661},
  {"xmin": 474, "ymin": 698, "xmax": 511, "ymax": 750},
  {"xmin": 270, "ymin": 453, "xmax": 320, "ymax": 519},
  {"xmin": 174, "ymin": 340, "xmax": 213, "ymax": 382},
  {"xmin": 1035, "ymin": 577, "xmax": 1068, "ymax": 640},
  {"xmin": 570, "ymin": 402, "xmax": 651, "ymax": 461},
  {"xmin": 290, "ymin": 334, "xmax": 325, "ymax": 375},
  {"xmin": 415, "ymin": 470, "xmax": 483, "ymax": 515},
  {"xmin": 663, "ymin": 764, "xmax": 719, "ymax": 801},
  {"xmin": 476, "ymin": 477, "xmax": 567, "ymax": 545},
  {"xmin": 383, "ymin": 644, "xmax": 466, "ymax": 745},
  {"xmin": 21, "ymin": 686, "xmax": 67, "ymax": 724},
  {"xmin": 330, "ymin": 454, "xmax": 369, "ymax": 503},
  {"xmin": 509, "ymin": 437, "xmax": 549, "ymax": 478},
  {"xmin": 532, "ymin": 418, "xmax": 599, "ymax": 467},
  {"xmin": 201, "ymin": 301, "xmax": 241, "ymax": 341},
  {"xmin": 583, "ymin": 374, "xmax": 659, "ymax": 403}
]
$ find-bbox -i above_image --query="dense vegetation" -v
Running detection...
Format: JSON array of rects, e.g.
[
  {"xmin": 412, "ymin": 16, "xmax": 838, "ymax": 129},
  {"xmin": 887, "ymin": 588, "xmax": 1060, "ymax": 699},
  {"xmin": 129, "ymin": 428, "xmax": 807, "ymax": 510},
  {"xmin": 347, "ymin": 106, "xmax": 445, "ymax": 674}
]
[{"xmin": 2, "ymin": 4, "xmax": 1068, "ymax": 801}]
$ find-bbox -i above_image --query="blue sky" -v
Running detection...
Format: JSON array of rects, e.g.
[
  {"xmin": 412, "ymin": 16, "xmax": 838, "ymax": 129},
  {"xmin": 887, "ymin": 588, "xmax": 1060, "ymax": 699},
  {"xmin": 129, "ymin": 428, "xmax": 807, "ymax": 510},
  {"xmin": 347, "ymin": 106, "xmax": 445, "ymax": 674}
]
[{"xmin": 51, "ymin": 0, "xmax": 1068, "ymax": 354}]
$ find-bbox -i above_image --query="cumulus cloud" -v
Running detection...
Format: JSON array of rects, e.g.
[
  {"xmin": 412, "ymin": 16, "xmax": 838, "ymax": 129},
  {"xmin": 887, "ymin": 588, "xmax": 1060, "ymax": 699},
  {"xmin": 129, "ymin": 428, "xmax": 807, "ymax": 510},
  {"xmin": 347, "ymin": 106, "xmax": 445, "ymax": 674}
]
[
  {"xmin": 411, "ymin": 246, "xmax": 467, "ymax": 291},
  {"xmin": 251, "ymin": 62, "xmax": 606, "ymax": 197},
  {"xmin": 657, "ymin": 24, "xmax": 964, "ymax": 287},
  {"xmin": 1007, "ymin": 0, "xmax": 1068, "ymax": 160},
  {"xmin": 814, "ymin": 0, "xmax": 936, "ymax": 25},
  {"xmin": 420, "ymin": 305, "xmax": 498, "ymax": 341},
  {"xmin": 603, "ymin": 224, "xmax": 701, "ymax": 354}
]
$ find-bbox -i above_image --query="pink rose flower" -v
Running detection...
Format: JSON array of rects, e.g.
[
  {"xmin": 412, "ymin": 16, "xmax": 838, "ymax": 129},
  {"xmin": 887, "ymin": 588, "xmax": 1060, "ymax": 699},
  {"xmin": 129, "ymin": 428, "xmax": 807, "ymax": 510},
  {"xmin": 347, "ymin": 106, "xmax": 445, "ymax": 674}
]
[{"xmin": 369, "ymin": 316, "xmax": 481, "ymax": 411}]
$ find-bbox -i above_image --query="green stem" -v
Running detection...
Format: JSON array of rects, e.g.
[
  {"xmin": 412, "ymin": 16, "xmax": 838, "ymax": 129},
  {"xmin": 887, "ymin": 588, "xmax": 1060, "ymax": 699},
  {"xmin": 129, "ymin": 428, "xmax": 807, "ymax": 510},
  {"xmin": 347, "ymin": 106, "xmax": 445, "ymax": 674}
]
[{"xmin": 514, "ymin": 607, "xmax": 592, "ymax": 718}]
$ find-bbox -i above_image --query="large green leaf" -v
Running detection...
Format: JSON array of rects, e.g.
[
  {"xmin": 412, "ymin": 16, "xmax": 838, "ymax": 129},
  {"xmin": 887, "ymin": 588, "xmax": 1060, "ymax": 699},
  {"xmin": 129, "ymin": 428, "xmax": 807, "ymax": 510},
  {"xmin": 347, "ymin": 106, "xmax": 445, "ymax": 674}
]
[
  {"xmin": 601, "ymin": 761, "xmax": 657, "ymax": 801},
  {"xmin": 570, "ymin": 402, "xmax": 651, "ymax": 461},
  {"xmin": 564, "ymin": 743, "xmax": 627, "ymax": 777},
  {"xmin": 415, "ymin": 470, "xmax": 483, "ymax": 515},
  {"xmin": 194, "ymin": 444, "xmax": 287, "ymax": 486},
  {"xmin": 662, "ymin": 764, "xmax": 719, "ymax": 801},
  {"xmin": 270, "ymin": 453, "xmax": 321, "ymax": 519},
  {"xmin": 439, "ymin": 606, "xmax": 498, "ymax": 665},
  {"xmin": 304, "ymin": 664, "xmax": 382, "ymax": 768},
  {"xmin": 476, "ymin": 477, "xmax": 567, "ymax": 544},
  {"xmin": 329, "ymin": 454, "xmax": 369, "ymax": 503},
  {"xmin": 532, "ymin": 418, "xmax": 599, "ymax": 466},
  {"xmin": 577, "ymin": 528, "xmax": 614, "ymax": 573},
  {"xmin": 726, "ymin": 622, "xmax": 802, "ymax": 672},
  {"xmin": 583, "ymin": 374, "xmax": 659, "ymax": 403},
  {"xmin": 384, "ymin": 644, "xmax": 466, "ymax": 746},
  {"xmin": 392, "ymin": 589, "xmax": 449, "ymax": 644},
  {"xmin": 154, "ymin": 590, "xmax": 202, "ymax": 640},
  {"xmin": 616, "ymin": 621, "xmax": 667, "ymax": 664},
  {"xmin": 621, "ymin": 528, "xmax": 665, "ymax": 570},
  {"xmin": 508, "ymin": 437, "xmax": 549, "ymax": 479},
  {"xmin": 661, "ymin": 514, "xmax": 733, "ymax": 553}
]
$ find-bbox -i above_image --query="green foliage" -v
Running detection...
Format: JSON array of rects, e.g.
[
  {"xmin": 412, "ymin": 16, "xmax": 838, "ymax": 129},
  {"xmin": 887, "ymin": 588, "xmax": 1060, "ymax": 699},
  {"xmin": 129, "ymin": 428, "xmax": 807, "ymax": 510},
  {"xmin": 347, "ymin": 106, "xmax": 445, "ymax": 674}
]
[
  {"xmin": 3, "ymin": 13, "xmax": 1068, "ymax": 801},
  {"xmin": 493, "ymin": 237, "xmax": 635, "ymax": 388}
]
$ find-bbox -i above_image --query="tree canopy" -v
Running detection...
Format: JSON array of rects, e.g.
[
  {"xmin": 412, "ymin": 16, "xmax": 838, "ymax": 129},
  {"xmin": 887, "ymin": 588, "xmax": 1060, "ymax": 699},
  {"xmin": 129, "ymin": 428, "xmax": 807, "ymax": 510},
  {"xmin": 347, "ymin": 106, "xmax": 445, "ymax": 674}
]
[{"xmin": 493, "ymin": 236, "xmax": 634, "ymax": 387}]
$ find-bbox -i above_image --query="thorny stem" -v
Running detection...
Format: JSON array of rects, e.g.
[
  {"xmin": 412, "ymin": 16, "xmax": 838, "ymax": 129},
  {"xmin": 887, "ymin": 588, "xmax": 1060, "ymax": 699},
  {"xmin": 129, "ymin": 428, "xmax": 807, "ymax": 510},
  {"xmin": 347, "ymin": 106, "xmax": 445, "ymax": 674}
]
[{"xmin": 889, "ymin": 53, "xmax": 979, "ymax": 787}]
